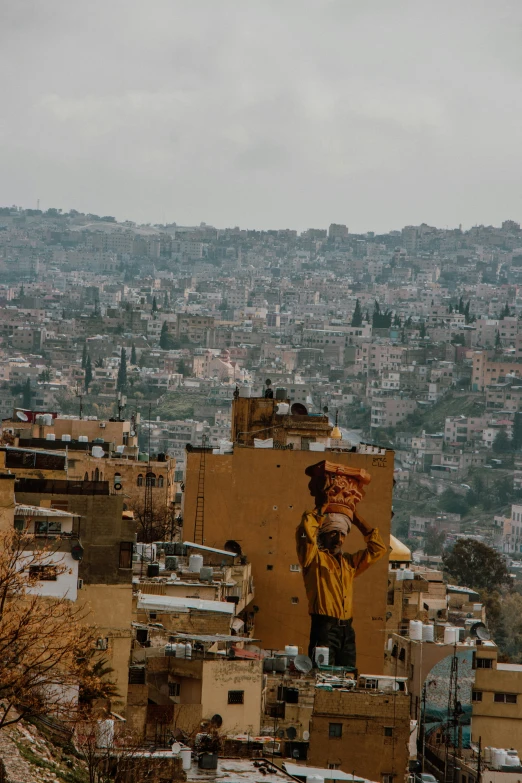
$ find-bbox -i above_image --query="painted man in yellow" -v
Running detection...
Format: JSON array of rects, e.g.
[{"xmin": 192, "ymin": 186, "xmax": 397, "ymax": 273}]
[{"xmin": 296, "ymin": 460, "xmax": 386, "ymax": 668}]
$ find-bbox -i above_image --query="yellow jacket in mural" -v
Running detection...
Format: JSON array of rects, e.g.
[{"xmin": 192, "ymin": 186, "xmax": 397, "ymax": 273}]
[{"xmin": 295, "ymin": 511, "xmax": 387, "ymax": 620}]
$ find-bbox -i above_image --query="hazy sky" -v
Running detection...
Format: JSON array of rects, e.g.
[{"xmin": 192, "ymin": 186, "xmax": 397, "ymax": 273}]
[{"xmin": 2, "ymin": 0, "xmax": 522, "ymax": 232}]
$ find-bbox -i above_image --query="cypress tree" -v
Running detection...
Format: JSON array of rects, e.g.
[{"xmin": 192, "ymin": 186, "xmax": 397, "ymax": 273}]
[
  {"xmin": 81, "ymin": 343, "xmax": 88, "ymax": 369},
  {"xmin": 160, "ymin": 321, "xmax": 170, "ymax": 350},
  {"xmin": 351, "ymin": 299, "xmax": 363, "ymax": 327},
  {"xmin": 131, "ymin": 343, "xmax": 137, "ymax": 365},
  {"xmin": 84, "ymin": 355, "xmax": 93, "ymax": 390},
  {"xmin": 117, "ymin": 348, "xmax": 127, "ymax": 391}
]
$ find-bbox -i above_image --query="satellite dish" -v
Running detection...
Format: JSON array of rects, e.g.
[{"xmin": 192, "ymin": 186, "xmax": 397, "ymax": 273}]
[
  {"xmin": 276, "ymin": 729, "xmax": 285, "ymax": 739},
  {"xmin": 303, "ymin": 730, "xmax": 310, "ymax": 741},
  {"xmin": 292, "ymin": 750, "xmax": 300, "ymax": 758},
  {"xmin": 211, "ymin": 714, "xmax": 223, "ymax": 728},
  {"xmin": 291, "ymin": 402, "xmax": 308, "ymax": 416},
  {"xmin": 294, "ymin": 655, "xmax": 313, "ymax": 674},
  {"xmin": 470, "ymin": 622, "xmax": 491, "ymax": 641},
  {"xmin": 130, "ymin": 430, "xmax": 136, "ymax": 437},
  {"xmin": 171, "ymin": 742, "xmax": 181, "ymax": 755},
  {"xmin": 16, "ymin": 410, "xmax": 29, "ymax": 421},
  {"xmin": 286, "ymin": 726, "xmax": 297, "ymax": 740}
]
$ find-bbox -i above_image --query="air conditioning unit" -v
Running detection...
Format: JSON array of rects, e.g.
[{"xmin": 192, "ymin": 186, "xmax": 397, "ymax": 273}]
[
  {"xmin": 77, "ymin": 579, "xmax": 84, "ymax": 590},
  {"xmin": 99, "ymin": 422, "xmax": 106, "ymax": 428}
]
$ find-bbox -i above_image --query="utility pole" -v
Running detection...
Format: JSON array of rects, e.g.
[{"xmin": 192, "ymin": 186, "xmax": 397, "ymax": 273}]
[{"xmin": 75, "ymin": 385, "xmax": 83, "ymax": 420}]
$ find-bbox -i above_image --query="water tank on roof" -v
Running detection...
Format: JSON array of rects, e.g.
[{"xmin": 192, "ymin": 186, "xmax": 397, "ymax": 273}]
[
  {"xmin": 61, "ymin": 434, "xmax": 71, "ymax": 442},
  {"xmin": 147, "ymin": 563, "xmax": 160, "ymax": 578},
  {"xmin": 93, "ymin": 437, "xmax": 104, "ymax": 444},
  {"xmin": 422, "ymin": 624, "xmax": 435, "ymax": 643},
  {"xmin": 409, "ymin": 620, "xmax": 423, "ymax": 641},
  {"xmin": 165, "ymin": 556, "xmax": 179, "ymax": 571},
  {"xmin": 91, "ymin": 446, "xmax": 104, "ymax": 458},
  {"xmin": 199, "ymin": 566, "xmax": 213, "ymax": 582},
  {"xmin": 78, "ymin": 435, "xmax": 88, "ymax": 443},
  {"xmin": 444, "ymin": 627, "xmax": 460, "ymax": 645},
  {"xmin": 46, "ymin": 433, "xmax": 56, "ymax": 441},
  {"xmin": 189, "ymin": 554, "xmax": 204, "ymax": 573},
  {"xmin": 43, "ymin": 414, "xmax": 53, "ymax": 426}
]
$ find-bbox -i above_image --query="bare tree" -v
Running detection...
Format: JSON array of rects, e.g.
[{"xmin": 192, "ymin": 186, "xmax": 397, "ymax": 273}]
[{"xmin": 0, "ymin": 530, "xmax": 99, "ymax": 729}]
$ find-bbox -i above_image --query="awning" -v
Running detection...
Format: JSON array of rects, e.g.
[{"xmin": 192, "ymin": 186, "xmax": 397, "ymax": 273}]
[
  {"xmin": 15, "ymin": 505, "xmax": 78, "ymax": 518},
  {"xmin": 231, "ymin": 617, "xmax": 245, "ymax": 632},
  {"xmin": 283, "ymin": 763, "xmax": 366, "ymax": 782},
  {"xmin": 183, "ymin": 541, "xmax": 237, "ymax": 557},
  {"xmin": 137, "ymin": 593, "xmax": 234, "ymax": 615}
]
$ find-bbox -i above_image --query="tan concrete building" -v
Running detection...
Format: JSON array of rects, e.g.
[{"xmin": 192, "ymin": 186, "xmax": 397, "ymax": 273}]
[
  {"xmin": 472, "ymin": 351, "xmax": 522, "ymax": 391},
  {"xmin": 472, "ymin": 643, "xmax": 522, "ymax": 755},
  {"xmin": 308, "ymin": 682, "xmax": 410, "ymax": 781},
  {"xmin": 230, "ymin": 395, "xmax": 333, "ymax": 449},
  {"xmin": 184, "ymin": 442, "xmax": 394, "ymax": 674}
]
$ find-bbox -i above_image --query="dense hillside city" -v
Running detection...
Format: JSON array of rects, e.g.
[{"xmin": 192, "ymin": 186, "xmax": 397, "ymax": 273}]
[{"xmin": 3, "ymin": 205, "xmax": 522, "ymax": 782}]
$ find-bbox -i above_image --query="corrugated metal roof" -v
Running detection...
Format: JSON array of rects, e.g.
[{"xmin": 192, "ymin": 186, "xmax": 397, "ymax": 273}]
[
  {"xmin": 15, "ymin": 504, "xmax": 78, "ymax": 518},
  {"xmin": 137, "ymin": 593, "xmax": 234, "ymax": 615}
]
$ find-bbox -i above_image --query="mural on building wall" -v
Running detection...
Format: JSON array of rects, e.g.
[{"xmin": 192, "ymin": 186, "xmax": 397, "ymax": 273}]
[
  {"xmin": 424, "ymin": 649, "xmax": 474, "ymax": 748},
  {"xmin": 296, "ymin": 460, "xmax": 387, "ymax": 668}
]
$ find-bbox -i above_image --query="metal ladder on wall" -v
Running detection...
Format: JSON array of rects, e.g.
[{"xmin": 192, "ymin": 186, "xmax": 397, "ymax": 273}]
[{"xmin": 193, "ymin": 434, "xmax": 207, "ymax": 544}]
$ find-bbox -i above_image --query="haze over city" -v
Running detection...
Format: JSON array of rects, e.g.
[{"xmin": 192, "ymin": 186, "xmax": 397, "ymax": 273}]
[{"xmin": 2, "ymin": 0, "xmax": 522, "ymax": 231}]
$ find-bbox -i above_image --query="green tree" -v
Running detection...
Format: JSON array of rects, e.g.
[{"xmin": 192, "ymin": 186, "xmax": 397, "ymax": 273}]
[
  {"xmin": 424, "ymin": 526, "xmax": 446, "ymax": 556},
  {"xmin": 159, "ymin": 321, "xmax": 170, "ymax": 350},
  {"xmin": 495, "ymin": 330, "xmax": 502, "ymax": 351},
  {"xmin": 95, "ymin": 356, "xmax": 104, "ymax": 368},
  {"xmin": 440, "ymin": 488, "xmax": 469, "ymax": 515},
  {"xmin": 442, "ymin": 539, "xmax": 511, "ymax": 592},
  {"xmin": 492, "ymin": 429, "xmax": 512, "ymax": 454},
  {"xmin": 163, "ymin": 291, "xmax": 169, "ymax": 309},
  {"xmin": 130, "ymin": 343, "xmax": 137, "ymax": 365},
  {"xmin": 177, "ymin": 358, "xmax": 188, "ymax": 377},
  {"xmin": 22, "ymin": 378, "xmax": 32, "ymax": 408},
  {"xmin": 351, "ymin": 299, "xmax": 363, "ymax": 327},
  {"xmin": 84, "ymin": 355, "xmax": 93, "ymax": 391},
  {"xmin": 81, "ymin": 342, "xmax": 88, "ymax": 369},
  {"xmin": 152, "ymin": 295, "xmax": 158, "ymax": 313},
  {"xmin": 513, "ymin": 412, "xmax": 522, "ymax": 451},
  {"xmin": 38, "ymin": 369, "xmax": 51, "ymax": 383},
  {"xmin": 501, "ymin": 302, "xmax": 511, "ymax": 319},
  {"xmin": 393, "ymin": 313, "xmax": 402, "ymax": 327},
  {"xmin": 117, "ymin": 347, "xmax": 127, "ymax": 391},
  {"xmin": 419, "ymin": 321, "xmax": 427, "ymax": 338}
]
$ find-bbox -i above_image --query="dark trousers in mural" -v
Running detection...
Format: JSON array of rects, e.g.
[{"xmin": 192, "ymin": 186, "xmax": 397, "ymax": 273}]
[{"xmin": 308, "ymin": 614, "xmax": 356, "ymax": 668}]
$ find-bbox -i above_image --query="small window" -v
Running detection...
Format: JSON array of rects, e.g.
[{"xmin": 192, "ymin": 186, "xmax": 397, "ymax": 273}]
[
  {"xmin": 146, "ymin": 472, "xmax": 156, "ymax": 487},
  {"xmin": 328, "ymin": 764, "xmax": 341, "ymax": 770},
  {"xmin": 291, "ymin": 597, "xmax": 299, "ymax": 604},
  {"xmin": 267, "ymin": 565, "xmax": 273, "ymax": 571},
  {"xmin": 158, "ymin": 475, "xmax": 164, "ymax": 488},
  {"xmin": 228, "ymin": 690, "xmax": 244, "ymax": 705},
  {"xmin": 329, "ymin": 723, "xmax": 342, "ymax": 738},
  {"xmin": 384, "ymin": 727, "xmax": 394, "ymax": 737},
  {"xmin": 290, "ymin": 564, "xmax": 300, "ymax": 572},
  {"xmin": 494, "ymin": 693, "xmax": 517, "ymax": 704},
  {"xmin": 29, "ymin": 565, "xmax": 58, "ymax": 581},
  {"xmin": 476, "ymin": 658, "xmax": 493, "ymax": 669},
  {"xmin": 137, "ymin": 474, "xmax": 143, "ymax": 487},
  {"xmin": 35, "ymin": 519, "xmax": 62, "ymax": 536},
  {"xmin": 169, "ymin": 682, "xmax": 181, "ymax": 697},
  {"xmin": 472, "ymin": 690, "xmax": 483, "ymax": 702},
  {"xmin": 119, "ymin": 541, "xmax": 133, "ymax": 569},
  {"xmin": 382, "ymin": 775, "xmax": 394, "ymax": 783}
]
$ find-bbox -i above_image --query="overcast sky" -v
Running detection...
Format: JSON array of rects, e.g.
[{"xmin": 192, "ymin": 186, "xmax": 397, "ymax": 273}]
[{"xmin": 2, "ymin": 0, "xmax": 522, "ymax": 232}]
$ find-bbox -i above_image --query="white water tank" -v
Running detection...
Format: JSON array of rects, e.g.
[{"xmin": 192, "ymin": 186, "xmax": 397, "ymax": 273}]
[
  {"xmin": 409, "ymin": 620, "xmax": 423, "ymax": 641},
  {"xmin": 402, "ymin": 569, "xmax": 414, "ymax": 580},
  {"xmin": 315, "ymin": 646, "xmax": 329, "ymax": 666},
  {"xmin": 180, "ymin": 749, "xmax": 192, "ymax": 771},
  {"xmin": 61, "ymin": 434, "xmax": 71, "ymax": 442},
  {"xmin": 189, "ymin": 554, "xmax": 204, "ymax": 573},
  {"xmin": 175, "ymin": 643, "xmax": 185, "ymax": 658},
  {"xmin": 238, "ymin": 386, "xmax": 251, "ymax": 398},
  {"xmin": 444, "ymin": 627, "xmax": 460, "ymax": 645},
  {"xmin": 285, "ymin": 645, "xmax": 299, "ymax": 657},
  {"xmin": 46, "ymin": 433, "xmax": 56, "ymax": 441},
  {"xmin": 92, "ymin": 446, "xmax": 104, "ymax": 458},
  {"xmin": 492, "ymin": 749, "xmax": 506, "ymax": 769},
  {"xmin": 184, "ymin": 642, "xmax": 192, "ymax": 660},
  {"xmin": 422, "ymin": 624, "xmax": 435, "ymax": 643},
  {"xmin": 79, "ymin": 435, "xmax": 88, "ymax": 443},
  {"xmin": 395, "ymin": 569, "xmax": 404, "ymax": 581},
  {"xmin": 43, "ymin": 414, "xmax": 53, "ymax": 426}
]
